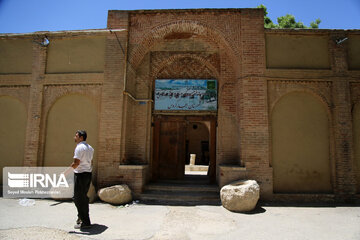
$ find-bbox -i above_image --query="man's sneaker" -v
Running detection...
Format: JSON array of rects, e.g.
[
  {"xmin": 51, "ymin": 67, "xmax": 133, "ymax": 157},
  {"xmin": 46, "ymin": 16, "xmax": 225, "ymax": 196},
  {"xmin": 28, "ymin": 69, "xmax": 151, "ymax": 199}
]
[
  {"xmin": 74, "ymin": 223, "xmax": 81, "ymax": 229},
  {"xmin": 74, "ymin": 217, "xmax": 82, "ymax": 229}
]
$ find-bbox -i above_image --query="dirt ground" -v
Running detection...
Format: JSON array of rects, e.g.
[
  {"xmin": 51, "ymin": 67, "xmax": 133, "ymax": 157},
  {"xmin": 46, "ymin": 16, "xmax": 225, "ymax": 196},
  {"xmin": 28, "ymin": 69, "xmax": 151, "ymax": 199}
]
[{"xmin": 0, "ymin": 198, "xmax": 359, "ymax": 240}]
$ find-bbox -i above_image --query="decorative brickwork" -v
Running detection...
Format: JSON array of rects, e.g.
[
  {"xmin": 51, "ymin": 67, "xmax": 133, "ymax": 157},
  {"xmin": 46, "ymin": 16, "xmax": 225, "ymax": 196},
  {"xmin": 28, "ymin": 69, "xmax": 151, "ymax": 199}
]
[
  {"xmin": 268, "ymin": 80, "xmax": 333, "ymax": 112},
  {"xmin": 127, "ymin": 12, "xmax": 240, "ymax": 73},
  {"xmin": 151, "ymin": 52, "xmax": 219, "ymax": 79}
]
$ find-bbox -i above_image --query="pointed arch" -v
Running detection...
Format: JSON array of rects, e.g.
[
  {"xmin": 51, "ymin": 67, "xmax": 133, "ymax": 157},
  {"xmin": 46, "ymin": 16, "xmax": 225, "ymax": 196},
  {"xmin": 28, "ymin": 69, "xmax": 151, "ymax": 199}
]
[
  {"xmin": 151, "ymin": 53, "xmax": 220, "ymax": 80},
  {"xmin": 129, "ymin": 20, "xmax": 239, "ymax": 76}
]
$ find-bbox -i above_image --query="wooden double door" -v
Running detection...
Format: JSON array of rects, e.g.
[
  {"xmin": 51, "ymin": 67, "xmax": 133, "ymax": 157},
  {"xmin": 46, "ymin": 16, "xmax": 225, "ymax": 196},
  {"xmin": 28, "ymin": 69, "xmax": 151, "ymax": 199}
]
[{"xmin": 152, "ymin": 115, "xmax": 216, "ymax": 182}]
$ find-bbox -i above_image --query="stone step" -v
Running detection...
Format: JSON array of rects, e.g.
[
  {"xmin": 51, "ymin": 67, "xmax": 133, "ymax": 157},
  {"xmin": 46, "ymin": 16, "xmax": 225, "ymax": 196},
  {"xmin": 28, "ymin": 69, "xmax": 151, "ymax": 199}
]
[
  {"xmin": 155, "ymin": 174, "xmax": 211, "ymax": 185},
  {"xmin": 145, "ymin": 183, "xmax": 219, "ymax": 193},
  {"xmin": 139, "ymin": 190, "xmax": 221, "ymax": 206},
  {"xmin": 138, "ymin": 175, "xmax": 221, "ymax": 205}
]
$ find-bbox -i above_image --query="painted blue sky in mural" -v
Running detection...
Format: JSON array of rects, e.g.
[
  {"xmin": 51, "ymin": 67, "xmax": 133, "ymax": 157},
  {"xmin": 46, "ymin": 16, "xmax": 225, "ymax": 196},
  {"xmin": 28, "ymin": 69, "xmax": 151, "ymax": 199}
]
[{"xmin": 155, "ymin": 79, "xmax": 217, "ymax": 111}]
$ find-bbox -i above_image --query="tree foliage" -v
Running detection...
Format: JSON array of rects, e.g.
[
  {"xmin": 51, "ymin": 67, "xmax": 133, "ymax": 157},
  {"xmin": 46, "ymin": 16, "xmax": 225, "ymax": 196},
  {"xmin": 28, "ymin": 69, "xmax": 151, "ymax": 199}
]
[{"xmin": 257, "ymin": 5, "xmax": 321, "ymax": 29}]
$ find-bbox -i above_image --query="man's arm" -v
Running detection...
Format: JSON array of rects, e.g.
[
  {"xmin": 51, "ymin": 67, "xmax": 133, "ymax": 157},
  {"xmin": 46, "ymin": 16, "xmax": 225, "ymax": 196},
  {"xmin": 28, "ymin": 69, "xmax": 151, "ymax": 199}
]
[
  {"xmin": 71, "ymin": 158, "xmax": 80, "ymax": 169},
  {"xmin": 62, "ymin": 158, "xmax": 80, "ymax": 176}
]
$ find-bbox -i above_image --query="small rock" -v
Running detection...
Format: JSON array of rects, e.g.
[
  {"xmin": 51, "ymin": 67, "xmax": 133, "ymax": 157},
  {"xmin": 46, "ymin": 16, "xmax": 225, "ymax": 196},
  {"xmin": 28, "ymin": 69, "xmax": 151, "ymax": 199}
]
[
  {"xmin": 220, "ymin": 180, "xmax": 260, "ymax": 212},
  {"xmin": 98, "ymin": 184, "xmax": 132, "ymax": 205}
]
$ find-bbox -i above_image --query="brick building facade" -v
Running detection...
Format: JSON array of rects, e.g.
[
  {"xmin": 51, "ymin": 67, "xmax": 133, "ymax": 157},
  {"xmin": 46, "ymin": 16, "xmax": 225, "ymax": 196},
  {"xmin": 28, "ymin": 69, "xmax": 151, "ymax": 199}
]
[{"xmin": 1, "ymin": 8, "xmax": 360, "ymax": 202}]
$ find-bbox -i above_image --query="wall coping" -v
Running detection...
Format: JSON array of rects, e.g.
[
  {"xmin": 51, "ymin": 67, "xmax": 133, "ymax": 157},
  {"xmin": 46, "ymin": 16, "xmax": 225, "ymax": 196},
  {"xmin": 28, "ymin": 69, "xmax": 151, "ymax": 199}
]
[
  {"xmin": 0, "ymin": 29, "xmax": 126, "ymax": 39},
  {"xmin": 265, "ymin": 28, "xmax": 360, "ymax": 34},
  {"xmin": 109, "ymin": 8, "xmax": 261, "ymax": 15}
]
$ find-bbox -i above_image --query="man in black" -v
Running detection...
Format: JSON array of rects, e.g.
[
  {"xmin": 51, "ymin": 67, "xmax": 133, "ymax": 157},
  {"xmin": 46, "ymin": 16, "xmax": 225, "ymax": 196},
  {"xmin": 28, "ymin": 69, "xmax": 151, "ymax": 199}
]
[{"xmin": 71, "ymin": 130, "xmax": 94, "ymax": 229}]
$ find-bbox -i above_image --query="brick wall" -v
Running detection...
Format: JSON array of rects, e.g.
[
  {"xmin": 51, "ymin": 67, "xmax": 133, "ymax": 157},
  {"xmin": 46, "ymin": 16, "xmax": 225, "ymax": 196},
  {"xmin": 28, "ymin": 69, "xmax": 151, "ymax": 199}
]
[
  {"xmin": 329, "ymin": 31, "xmax": 357, "ymax": 200},
  {"xmin": 23, "ymin": 39, "xmax": 46, "ymax": 166},
  {"xmin": 237, "ymin": 10, "xmax": 273, "ymax": 198},
  {"xmin": 265, "ymin": 29, "xmax": 360, "ymax": 202},
  {"xmin": 97, "ymin": 28, "xmax": 128, "ymax": 187}
]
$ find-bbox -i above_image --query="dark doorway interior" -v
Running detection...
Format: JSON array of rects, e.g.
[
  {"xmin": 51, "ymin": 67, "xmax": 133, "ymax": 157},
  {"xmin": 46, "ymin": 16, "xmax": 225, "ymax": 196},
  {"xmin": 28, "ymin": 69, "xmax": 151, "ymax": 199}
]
[
  {"xmin": 185, "ymin": 122, "xmax": 210, "ymax": 165},
  {"xmin": 152, "ymin": 115, "xmax": 216, "ymax": 182},
  {"xmin": 185, "ymin": 121, "xmax": 210, "ymax": 176}
]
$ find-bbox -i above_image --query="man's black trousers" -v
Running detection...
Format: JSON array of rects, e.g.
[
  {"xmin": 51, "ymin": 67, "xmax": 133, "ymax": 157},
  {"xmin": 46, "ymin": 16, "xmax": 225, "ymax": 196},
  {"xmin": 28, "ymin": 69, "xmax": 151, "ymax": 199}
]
[{"xmin": 74, "ymin": 172, "xmax": 92, "ymax": 225}]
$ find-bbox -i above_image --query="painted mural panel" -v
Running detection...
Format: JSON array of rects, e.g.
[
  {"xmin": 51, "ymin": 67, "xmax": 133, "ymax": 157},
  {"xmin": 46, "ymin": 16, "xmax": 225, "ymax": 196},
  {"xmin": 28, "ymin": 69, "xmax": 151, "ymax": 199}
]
[{"xmin": 154, "ymin": 79, "xmax": 217, "ymax": 111}]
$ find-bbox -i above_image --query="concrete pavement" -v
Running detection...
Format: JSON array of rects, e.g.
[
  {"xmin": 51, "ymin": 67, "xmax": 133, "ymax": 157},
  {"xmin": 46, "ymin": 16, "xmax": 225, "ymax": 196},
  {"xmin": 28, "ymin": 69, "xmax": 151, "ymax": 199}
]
[{"xmin": 0, "ymin": 197, "xmax": 359, "ymax": 240}]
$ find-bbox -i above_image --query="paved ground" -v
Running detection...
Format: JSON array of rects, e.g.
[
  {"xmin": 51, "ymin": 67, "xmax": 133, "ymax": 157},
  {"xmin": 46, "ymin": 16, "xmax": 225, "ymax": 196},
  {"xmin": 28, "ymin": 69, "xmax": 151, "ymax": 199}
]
[{"xmin": 0, "ymin": 198, "xmax": 360, "ymax": 240}]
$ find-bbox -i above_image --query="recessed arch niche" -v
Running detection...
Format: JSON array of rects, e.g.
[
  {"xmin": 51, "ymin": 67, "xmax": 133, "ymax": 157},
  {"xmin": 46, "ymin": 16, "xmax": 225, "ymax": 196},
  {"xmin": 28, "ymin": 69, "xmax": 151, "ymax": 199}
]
[
  {"xmin": 0, "ymin": 96, "xmax": 27, "ymax": 184},
  {"xmin": 43, "ymin": 94, "xmax": 98, "ymax": 170},
  {"xmin": 271, "ymin": 91, "xmax": 332, "ymax": 193}
]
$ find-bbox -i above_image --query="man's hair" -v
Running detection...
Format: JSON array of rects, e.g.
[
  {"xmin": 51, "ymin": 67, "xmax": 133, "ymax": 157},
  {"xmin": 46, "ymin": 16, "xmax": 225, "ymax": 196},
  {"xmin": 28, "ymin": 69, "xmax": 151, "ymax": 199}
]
[{"xmin": 76, "ymin": 130, "xmax": 87, "ymax": 141}]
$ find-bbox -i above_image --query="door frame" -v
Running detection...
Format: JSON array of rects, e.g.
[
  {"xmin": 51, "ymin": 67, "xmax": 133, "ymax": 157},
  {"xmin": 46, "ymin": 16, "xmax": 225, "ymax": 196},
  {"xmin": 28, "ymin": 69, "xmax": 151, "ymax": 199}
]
[{"xmin": 152, "ymin": 114, "xmax": 217, "ymax": 183}]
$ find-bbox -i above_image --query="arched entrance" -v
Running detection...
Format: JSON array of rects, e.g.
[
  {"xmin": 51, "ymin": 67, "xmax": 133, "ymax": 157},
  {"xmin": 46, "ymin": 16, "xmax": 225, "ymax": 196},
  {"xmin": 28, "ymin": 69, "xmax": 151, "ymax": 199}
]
[
  {"xmin": 152, "ymin": 115, "xmax": 217, "ymax": 183},
  {"xmin": 150, "ymin": 78, "xmax": 218, "ymax": 183},
  {"xmin": 120, "ymin": 11, "xmax": 241, "ymax": 203},
  {"xmin": 123, "ymin": 16, "xmax": 239, "ymax": 188}
]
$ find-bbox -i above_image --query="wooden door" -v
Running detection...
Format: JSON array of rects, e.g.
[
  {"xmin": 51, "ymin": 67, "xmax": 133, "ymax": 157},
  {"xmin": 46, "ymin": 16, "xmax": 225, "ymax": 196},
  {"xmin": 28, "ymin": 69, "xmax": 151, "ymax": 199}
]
[{"xmin": 153, "ymin": 117, "xmax": 185, "ymax": 180}]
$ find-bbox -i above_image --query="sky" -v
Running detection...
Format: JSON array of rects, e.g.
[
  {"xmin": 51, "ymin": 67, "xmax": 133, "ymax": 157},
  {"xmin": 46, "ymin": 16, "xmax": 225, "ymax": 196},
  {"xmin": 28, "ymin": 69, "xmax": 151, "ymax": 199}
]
[{"xmin": 0, "ymin": 0, "xmax": 359, "ymax": 34}]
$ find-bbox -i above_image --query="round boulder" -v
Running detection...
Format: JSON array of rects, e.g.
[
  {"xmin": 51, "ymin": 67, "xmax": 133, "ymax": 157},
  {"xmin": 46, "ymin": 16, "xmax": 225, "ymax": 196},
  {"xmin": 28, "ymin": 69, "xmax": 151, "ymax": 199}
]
[
  {"xmin": 98, "ymin": 184, "xmax": 132, "ymax": 205},
  {"xmin": 220, "ymin": 180, "xmax": 260, "ymax": 212}
]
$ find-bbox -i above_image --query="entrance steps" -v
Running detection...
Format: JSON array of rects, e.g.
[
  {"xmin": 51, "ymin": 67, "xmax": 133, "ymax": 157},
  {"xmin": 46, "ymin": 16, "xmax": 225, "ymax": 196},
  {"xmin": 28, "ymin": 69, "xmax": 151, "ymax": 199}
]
[{"xmin": 138, "ymin": 175, "xmax": 221, "ymax": 206}]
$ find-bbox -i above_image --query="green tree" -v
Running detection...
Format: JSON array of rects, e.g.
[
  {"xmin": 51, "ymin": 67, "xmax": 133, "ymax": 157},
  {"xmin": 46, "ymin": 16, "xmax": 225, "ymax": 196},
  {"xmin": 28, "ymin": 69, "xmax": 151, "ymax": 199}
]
[{"xmin": 257, "ymin": 5, "xmax": 321, "ymax": 29}]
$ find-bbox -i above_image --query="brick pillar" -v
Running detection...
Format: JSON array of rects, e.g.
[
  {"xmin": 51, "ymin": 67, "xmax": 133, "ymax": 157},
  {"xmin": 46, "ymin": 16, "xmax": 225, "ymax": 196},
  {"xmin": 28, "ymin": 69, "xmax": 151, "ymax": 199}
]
[
  {"xmin": 238, "ymin": 9, "xmax": 273, "ymax": 199},
  {"xmin": 23, "ymin": 38, "xmax": 47, "ymax": 166},
  {"xmin": 97, "ymin": 12, "xmax": 129, "ymax": 187},
  {"xmin": 330, "ymin": 32, "xmax": 357, "ymax": 201},
  {"xmin": 107, "ymin": 11, "xmax": 129, "ymax": 29},
  {"xmin": 123, "ymin": 56, "xmax": 152, "ymax": 164}
]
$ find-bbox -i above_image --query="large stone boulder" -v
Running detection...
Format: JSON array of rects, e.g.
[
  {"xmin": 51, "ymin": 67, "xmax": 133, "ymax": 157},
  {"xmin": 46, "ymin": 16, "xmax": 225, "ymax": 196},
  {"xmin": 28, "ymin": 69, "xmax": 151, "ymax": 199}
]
[
  {"xmin": 51, "ymin": 181, "xmax": 97, "ymax": 202},
  {"xmin": 98, "ymin": 184, "xmax": 132, "ymax": 205},
  {"xmin": 220, "ymin": 180, "xmax": 260, "ymax": 212}
]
